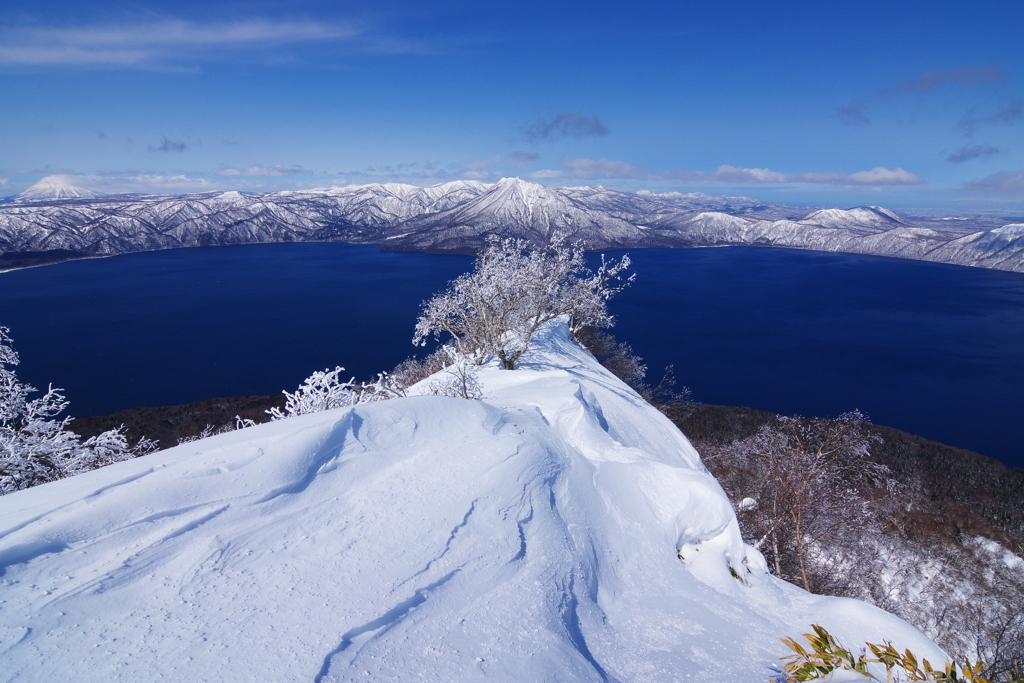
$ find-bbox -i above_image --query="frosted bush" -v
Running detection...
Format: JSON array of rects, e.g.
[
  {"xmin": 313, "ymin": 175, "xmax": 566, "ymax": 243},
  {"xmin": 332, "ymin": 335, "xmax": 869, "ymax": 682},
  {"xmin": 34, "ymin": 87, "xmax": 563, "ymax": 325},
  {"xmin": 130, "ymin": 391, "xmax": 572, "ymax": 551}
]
[{"xmin": 268, "ymin": 367, "xmax": 410, "ymax": 421}]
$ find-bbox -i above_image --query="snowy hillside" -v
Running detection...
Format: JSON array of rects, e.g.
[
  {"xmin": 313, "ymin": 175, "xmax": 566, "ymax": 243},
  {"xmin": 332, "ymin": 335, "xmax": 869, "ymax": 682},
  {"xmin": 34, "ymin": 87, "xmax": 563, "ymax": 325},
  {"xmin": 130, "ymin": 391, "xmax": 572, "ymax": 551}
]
[
  {"xmin": 2, "ymin": 178, "xmax": 1022, "ymax": 273},
  {"xmin": 0, "ymin": 320, "xmax": 941, "ymax": 681}
]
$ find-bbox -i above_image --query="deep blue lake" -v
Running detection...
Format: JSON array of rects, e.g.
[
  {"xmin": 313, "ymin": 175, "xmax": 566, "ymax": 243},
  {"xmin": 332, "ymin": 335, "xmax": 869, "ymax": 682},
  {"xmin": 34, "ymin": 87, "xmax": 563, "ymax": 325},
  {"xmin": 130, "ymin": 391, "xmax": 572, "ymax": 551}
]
[{"xmin": 1, "ymin": 243, "xmax": 1021, "ymax": 468}]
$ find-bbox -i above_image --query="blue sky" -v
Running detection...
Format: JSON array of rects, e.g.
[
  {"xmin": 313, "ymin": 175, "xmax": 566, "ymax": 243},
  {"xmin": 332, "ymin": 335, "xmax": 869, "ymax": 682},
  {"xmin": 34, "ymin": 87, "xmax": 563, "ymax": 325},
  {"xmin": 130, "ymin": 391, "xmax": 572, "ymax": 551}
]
[{"xmin": 1, "ymin": 0, "xmax": 1022, "ymax": 209}]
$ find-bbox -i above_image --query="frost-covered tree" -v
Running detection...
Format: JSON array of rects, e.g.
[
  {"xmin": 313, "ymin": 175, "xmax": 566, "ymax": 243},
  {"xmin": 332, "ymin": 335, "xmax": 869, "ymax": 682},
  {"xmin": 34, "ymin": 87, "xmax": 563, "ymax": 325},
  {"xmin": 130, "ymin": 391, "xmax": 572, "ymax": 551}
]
[
  {"xmin": 0, "ymin": 326, "xmax": 156, "ymax": 494},
  {"xmin": 711, "ymin": 411, "xmax": 886, "ymax": 591},
  {"xmin": 413, "ymin": 236, "xmax": 632, "ymax": 370}
]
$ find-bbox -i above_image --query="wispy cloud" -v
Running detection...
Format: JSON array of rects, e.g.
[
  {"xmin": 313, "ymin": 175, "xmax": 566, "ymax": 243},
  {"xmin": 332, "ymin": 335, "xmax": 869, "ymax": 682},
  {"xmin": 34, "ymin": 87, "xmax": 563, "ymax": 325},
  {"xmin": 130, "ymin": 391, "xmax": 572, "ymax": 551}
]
[
  {"xmin": 947, "ymin": 145, "xmax": 1002, "ymax": 163},
  {"xmin": 0, "ymin": 166, "xmax": 77, "ymax": 175},
  {"xmin": 957, "ymin": 97, "xmax": 1024, "ymax": 134},
  {"xmin": 556, "ymin": 158, "xmax": 644, "ymax": 179},
  {"xmin": 967, "ymin": 169, "xmax": 1024, "ymax": 193},
  {"xmin": 520, "ymin": 112, "xmax": 608, "ymax": 142},
  {"xmin": 12, "ymin": 171, "xmax": 350, "ymax": 195},
  {"xmin": 149, "ymin": 136, "xmax": 187, "ymax": 153},
  {"xmin": 219, "ymin": 165, "xmax": 313, "ymax": 177},
  {"xmin": 838, "ymin": 63, "xmax": 1006, "ymax": 125},
  {"xmin": 545, "ymin": 160, "xmax": 924, "ymax": 187},
  {"xmin": 879, "ymin": 64, "xmax": 1005, "ymax": 99},
  {"xmin": 0, "ymin": 18, "xmax": 362, "ymax": 68},
  {"xmin": 504, "ymin": 150, "xmax": 540, "ymax": 168},
  {"xmin": 447, "ymin": 156, "xmax": 502, "ymax": 179}
]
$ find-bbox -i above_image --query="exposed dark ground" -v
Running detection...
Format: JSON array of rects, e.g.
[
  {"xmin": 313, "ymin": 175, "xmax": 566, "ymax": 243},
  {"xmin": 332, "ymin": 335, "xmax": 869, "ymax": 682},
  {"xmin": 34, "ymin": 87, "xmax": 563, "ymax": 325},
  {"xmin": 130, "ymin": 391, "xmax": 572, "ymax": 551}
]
[
  {"xmin": 0, "ymin": 249, "xmax": 82, "ymax": 271},
  {"xmin": 73, "ymin": 394, "xmax": 285, "ymax": 448}
]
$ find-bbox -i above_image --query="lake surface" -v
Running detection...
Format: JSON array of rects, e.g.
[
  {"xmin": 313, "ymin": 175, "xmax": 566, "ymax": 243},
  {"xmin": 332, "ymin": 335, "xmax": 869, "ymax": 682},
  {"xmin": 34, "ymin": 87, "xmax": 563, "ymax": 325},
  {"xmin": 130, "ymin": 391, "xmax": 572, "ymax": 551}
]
[{"xmin": 1, "ymin": 243, "xmax": 1022, "ymax": 468}]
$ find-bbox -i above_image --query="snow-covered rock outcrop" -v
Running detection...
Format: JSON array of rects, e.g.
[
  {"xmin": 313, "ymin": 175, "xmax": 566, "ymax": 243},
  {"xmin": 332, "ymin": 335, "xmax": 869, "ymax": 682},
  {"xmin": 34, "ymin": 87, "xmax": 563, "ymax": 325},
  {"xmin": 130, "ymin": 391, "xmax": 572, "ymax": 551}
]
[{"xmin": 0, "ymin": 320, "xmax": 941, "ymax": 681}]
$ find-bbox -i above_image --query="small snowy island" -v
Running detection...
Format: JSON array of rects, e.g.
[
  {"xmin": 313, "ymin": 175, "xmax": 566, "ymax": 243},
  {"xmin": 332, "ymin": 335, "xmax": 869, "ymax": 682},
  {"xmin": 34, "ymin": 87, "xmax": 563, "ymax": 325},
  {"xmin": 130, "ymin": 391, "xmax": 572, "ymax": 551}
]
[{"xmin": 0, "ymin": 317, "xmax": 941, "ymax": 681}]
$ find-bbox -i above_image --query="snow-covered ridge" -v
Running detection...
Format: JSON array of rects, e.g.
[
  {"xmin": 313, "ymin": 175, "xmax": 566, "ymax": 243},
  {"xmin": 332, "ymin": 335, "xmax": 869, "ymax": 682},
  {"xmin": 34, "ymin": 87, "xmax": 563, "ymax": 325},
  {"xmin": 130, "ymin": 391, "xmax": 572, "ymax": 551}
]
[
  {"xmin": 0, "ymin": 319, "xmax": 940, "ymax": 681},
  {"xmin": 1, "ymin": 176, "xmax": 1021, "ymax": 272}
]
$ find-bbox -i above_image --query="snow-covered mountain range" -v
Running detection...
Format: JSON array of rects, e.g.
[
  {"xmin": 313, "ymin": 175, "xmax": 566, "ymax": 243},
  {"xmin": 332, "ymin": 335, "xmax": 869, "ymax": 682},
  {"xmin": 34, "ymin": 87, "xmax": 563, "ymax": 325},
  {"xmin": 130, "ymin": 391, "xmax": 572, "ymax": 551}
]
[
  {"xmin": 0, "ymin": 319, "xmax": 942, "ymax": 681},
  {"xmin": 2, "ymin": 176, "xmax": 1022, "ymax": 272}
]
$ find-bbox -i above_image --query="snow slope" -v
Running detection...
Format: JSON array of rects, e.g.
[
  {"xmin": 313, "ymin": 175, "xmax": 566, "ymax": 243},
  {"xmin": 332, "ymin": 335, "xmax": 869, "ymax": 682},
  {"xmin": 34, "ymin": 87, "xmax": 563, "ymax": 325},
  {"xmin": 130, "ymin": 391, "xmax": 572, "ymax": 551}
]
[{"xmin": 0, "ymin": 320, "xmax": 941, "ymax": 682}]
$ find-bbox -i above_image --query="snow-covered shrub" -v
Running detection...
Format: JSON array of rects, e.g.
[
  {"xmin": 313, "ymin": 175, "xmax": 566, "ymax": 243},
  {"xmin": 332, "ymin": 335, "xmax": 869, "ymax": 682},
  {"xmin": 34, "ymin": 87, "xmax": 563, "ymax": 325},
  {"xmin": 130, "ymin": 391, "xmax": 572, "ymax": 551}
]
[
  {"xmin": 0, "ymin": 325, "xmax": 156, "ymax": 494},
  {"xmin": 177, "ymin": 423, "xmax": 229, "ymax": 444},
  {"xmin": 267, "ymin": 367, "xmax": 410, "ymax": 421},
  {"xmin": 235, "ymin": 416, "xmax": 257, "ymax": 430},
  {"xmin": 68, "ymin": 429, "xmax": 157, "ymax": 474},
  {"xmin": 426, "ymin": 346, "xmax": 484, "ymax": 400},
  {"xmin": 267, "ymin": 367, "xmax": 359, "ymax": 420},
  {"xmin": 175, "ymin": 416, "xmax": 259, "ymax": 445},
  {"xmin": 414, "ymin": 235, "xmax": 632, "ymax": 370},
  {"xmin": 361, "ymin": 371, "xmax": 408, "ymax": 401},
  {"xmin": 389, "ymin": 348, "xmax": 450, "ymax": 388}
]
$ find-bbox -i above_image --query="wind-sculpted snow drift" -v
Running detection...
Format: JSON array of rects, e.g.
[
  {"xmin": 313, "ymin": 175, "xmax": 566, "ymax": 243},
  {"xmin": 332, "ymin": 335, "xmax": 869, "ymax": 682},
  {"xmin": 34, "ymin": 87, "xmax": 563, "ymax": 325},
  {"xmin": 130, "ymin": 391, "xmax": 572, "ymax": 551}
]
[
  {"xmin": 2, "ymin": 176, "xmax": 1022, "ymax": 272},
  {"xmin": 0, "ymin": 320, "xmax": 940, "ymax": 681}
]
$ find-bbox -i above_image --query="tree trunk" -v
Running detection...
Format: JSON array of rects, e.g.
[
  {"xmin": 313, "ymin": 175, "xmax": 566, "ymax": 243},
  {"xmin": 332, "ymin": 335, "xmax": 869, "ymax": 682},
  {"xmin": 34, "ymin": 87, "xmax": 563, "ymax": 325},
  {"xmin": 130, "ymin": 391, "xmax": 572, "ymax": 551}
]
[
  {"xmin": 772, "ymin": 533, "xmax": 782, "ymax": 577},
  {"xmin": 497, "ymin": 350, "xmax": 515, "ymax": 370},
  {"xmin": 794, "ymin": 512, "xmax": 811, "ymax": 591}
]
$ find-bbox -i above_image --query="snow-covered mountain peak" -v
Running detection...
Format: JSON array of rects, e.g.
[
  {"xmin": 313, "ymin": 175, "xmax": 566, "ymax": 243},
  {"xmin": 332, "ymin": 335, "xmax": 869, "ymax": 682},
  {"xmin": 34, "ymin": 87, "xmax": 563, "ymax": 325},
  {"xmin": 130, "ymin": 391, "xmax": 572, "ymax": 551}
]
[
  {"xmin": 0, "ymin": 318, "xmax": 942, "ymax": 681},
  {"xmin": 801, "ymin": 205, "xmax": 907, "ymax": 229},
  {"xmin": 992, "ymin": 223, "xmax": 1024, "ymax": 236},
  {"xmin": 449, "ymin": 176, "xmax": 576, "ymax": 222},
  {"xmin": 491, "ymin": 175, "xmax": 554, "ymax": 199},
  {"xmin": 11, "ymin": 175, "xmax": 106, "ymax": 202}
]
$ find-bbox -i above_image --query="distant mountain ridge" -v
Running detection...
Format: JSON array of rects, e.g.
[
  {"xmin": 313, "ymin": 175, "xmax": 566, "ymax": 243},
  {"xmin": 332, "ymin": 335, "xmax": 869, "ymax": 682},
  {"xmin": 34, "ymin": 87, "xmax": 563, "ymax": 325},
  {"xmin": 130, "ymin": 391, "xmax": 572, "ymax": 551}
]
[{"xmin": 2, "ymin": 176, "xmax": 1022, "ymax": 273}]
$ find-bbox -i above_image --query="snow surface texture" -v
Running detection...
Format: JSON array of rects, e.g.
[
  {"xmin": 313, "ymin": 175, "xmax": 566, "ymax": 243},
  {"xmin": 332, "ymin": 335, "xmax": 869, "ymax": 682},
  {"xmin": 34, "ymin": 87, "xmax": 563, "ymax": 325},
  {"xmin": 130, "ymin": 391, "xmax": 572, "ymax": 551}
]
[{"xmin": 0, "ymin": 320, "xmax": 942, "ymax": 682}]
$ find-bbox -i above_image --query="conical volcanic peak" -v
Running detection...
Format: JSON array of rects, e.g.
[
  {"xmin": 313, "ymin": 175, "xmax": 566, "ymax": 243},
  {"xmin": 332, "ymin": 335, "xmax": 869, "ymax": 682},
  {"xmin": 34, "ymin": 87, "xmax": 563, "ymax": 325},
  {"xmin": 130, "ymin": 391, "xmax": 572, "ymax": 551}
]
[{"xmin": 10, "ymin": 175, "xmax": 106, "ymax": 203}]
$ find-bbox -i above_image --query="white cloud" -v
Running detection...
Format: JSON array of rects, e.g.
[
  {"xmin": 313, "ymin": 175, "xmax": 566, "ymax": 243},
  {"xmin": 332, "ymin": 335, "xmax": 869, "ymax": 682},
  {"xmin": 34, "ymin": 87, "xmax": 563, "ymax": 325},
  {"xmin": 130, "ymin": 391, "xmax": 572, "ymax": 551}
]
[
  {"xmin": 527, "ymin": 169, "xmax": 564, "ymax": 179},
  {"xmin": 218, "ymin": 165, "xmax": 313, "ymax": 177},
  {"xmin": 4, "ymin": 160, "xmax": 932, "ymax": 197},
  {"xmin": 0, "ymin": 19, "xmax": 361, "ymax": 68},
  {"xmin": 708, "ymin": 165, "xmax": 789, "ymax": 183},
  {"xmin": 967, "ymin": 169, "xmax": 1024, "ymax": 193},
  {"xmin": 550, "ymin": 160, "xmax": 924, "ymax": 186},
  {"xmin": 844, "ymin": 167, "xmax": 925, "ymax": 186}
]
